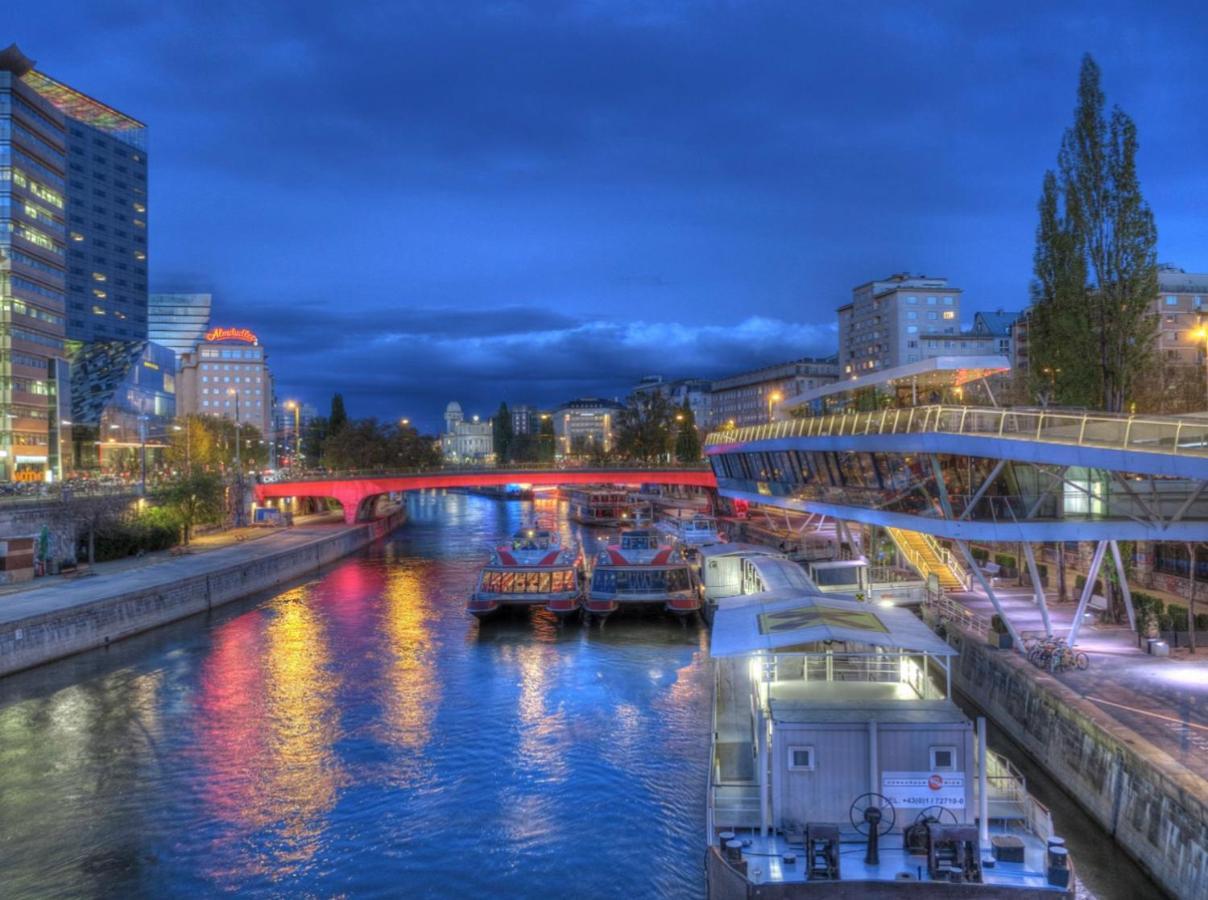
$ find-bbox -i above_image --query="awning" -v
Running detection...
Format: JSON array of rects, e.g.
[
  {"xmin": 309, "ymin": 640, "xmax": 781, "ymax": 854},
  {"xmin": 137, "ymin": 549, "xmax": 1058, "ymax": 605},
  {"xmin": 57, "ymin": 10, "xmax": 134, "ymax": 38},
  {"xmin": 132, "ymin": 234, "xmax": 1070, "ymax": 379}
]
[{"xmin": 711, "ymin": 591, "xmax": 955, "ymax": 658}]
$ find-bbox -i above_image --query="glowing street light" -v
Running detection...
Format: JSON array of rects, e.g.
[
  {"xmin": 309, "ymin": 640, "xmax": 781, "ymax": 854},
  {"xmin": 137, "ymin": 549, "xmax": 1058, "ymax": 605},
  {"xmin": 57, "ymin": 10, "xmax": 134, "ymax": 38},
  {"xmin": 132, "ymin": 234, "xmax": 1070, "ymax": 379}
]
[{"xmin": 767, "ymin": 390, "xmax": 783, "ymax": 424}]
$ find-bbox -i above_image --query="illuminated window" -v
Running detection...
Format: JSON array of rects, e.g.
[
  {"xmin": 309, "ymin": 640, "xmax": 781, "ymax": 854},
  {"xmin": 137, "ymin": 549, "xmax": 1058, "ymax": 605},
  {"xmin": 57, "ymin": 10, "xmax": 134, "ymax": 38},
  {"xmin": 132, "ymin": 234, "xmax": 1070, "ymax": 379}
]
[
  {"xmin": 1166, "ymin": 296, "xmax": 1178, "ymax": 305},
  {"xmin": 927, "ymin": 296, "xmax": 937, "ymax": 305},
  {"xmin": 70, "ymin": 231, "xmax": 84, "ymax": 242},
  {"xmin": 92, "ymin": 272, "xmax": 107, "ymax": 282},
  {"xmin": 943, "ymin": 310, "xmax": 955, "ymax": 320},
  {"xmin": 92, "ymin": 289, "xmax": 107, "ymax": 299},
  {"xmin": 91, "ymin": 305, "xmax": 105, "ymax": 315},
  {"xmin": 133, "ymin": 250, "xmax": 146, "ymax": 261},
  {"xmin": 132, "ymin": 202, "xmax": 146, "ymax": 213}
]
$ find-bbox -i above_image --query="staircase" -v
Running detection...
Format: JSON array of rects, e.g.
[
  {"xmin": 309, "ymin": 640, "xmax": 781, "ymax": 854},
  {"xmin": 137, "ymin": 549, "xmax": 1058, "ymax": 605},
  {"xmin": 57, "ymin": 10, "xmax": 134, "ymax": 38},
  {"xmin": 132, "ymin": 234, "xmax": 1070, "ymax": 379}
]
[{"xmin": 886, "ymin": 527, "xmax": 966, "ymax": 590}]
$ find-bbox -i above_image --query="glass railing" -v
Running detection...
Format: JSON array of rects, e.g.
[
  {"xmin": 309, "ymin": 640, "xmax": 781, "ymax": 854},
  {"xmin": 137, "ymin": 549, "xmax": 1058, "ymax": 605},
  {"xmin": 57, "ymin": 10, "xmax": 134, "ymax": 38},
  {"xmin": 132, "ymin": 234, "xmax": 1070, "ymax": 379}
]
[{"xmin": 705, "ymin": 404, "xmax": 1208, "ymax": 457}]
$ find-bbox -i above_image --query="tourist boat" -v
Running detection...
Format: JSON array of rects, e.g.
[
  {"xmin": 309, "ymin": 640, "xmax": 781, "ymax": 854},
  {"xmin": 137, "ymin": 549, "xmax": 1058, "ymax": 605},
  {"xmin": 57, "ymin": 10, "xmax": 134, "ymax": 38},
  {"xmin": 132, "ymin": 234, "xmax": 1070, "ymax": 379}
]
[
  {"xmin": 656, "ymin": 509, "xmax": 727, "ymax": 552},
  {"xmin": 565, "ymin": 486, "xmax": 635, "ymax": 527},
  {"xmin": 584, "ymin": 529, "xmax": 701, "ymax": 620},
  {"xmin": 467, "ymin": 526, "xmax": 584, "ymax": 619},
  {"xmin": 705, "ymin": 564, "xmax": 1075, "ymax": 897}
]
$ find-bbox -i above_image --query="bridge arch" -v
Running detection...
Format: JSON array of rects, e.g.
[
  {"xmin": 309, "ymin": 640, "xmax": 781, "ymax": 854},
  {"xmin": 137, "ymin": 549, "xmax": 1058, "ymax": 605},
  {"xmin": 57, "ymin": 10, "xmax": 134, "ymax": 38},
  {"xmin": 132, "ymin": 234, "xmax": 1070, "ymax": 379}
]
[{"xmin": 253, "ymin": 467, "xmax": 717, "ymax": 524}]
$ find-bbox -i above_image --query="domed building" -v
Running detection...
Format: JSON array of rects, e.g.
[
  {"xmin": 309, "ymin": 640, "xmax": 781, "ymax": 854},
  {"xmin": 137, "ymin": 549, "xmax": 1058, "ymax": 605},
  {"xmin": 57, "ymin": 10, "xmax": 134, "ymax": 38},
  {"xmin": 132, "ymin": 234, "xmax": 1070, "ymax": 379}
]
[{"xmin": 441, "ymin": 401, "xmax": 493, "ymax": 463}]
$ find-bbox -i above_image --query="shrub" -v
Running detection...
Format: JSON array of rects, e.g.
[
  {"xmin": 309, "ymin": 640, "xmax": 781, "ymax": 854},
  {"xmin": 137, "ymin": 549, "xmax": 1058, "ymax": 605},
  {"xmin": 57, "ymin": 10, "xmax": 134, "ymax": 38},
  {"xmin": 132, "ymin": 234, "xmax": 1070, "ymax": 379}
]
[
  {"xmin": 1167, "ymin": 604, "xmax": 1189, "ymax": 632},
  {"xmin": 91, "ymin": 520, "xmax": 179, "ymax": 562}
]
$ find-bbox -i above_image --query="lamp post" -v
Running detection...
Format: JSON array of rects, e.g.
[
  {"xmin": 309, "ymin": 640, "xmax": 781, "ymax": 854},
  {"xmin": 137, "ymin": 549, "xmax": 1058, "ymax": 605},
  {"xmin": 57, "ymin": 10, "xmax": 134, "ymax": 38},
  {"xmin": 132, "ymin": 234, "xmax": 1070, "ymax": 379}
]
[
  {"xmin": 284, "ymin": 400, "xmax": 301, "ymax": 469},
  {"xmin": 228, "ymin": 389, "xmax": 243, "ymax": 525},
  {"xmin": 1193, "ymin": 322, "xmax": 1208, "ymax": 412},
  {"xmin": 767, "ymin": 390, "xmax": 783, "ymax": 424},
  {"xmin": 138, "ymin": 415, "xmax": 148, "ymax": 496}
]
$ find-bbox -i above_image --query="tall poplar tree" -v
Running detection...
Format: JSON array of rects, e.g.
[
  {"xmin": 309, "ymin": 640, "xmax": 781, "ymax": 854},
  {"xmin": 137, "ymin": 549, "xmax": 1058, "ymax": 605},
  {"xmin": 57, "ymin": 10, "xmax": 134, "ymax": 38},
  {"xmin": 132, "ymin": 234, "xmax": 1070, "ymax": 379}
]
[{"xmin": 1030, "ymin": 55, "xmax": 1158, "ymax": 412}]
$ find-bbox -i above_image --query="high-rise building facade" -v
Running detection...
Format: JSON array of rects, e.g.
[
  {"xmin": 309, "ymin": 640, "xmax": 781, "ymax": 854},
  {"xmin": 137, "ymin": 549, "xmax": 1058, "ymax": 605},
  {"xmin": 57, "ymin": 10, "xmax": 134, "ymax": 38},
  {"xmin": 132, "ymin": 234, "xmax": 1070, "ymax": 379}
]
[
  {"xmin": 838, "ymin": 274, "xmax": 962, "ymax": 375},
  {"xmin": 149, "ymin": 292, "xmax": 212, "ymax": 364},
  {"xmin": 551, "ymin": 397, "xmax": 624, "ymax": 458},
  {"xmin": 177, "ymin": 327, "xmax": 274, "ymax": 436},
  {"xmin": 19, "ymin": 59, "xmax": 148, "ymax": 342},
  {"xmin": 0, "ymin": 46, "xmax": 70, "ymax": 482}
]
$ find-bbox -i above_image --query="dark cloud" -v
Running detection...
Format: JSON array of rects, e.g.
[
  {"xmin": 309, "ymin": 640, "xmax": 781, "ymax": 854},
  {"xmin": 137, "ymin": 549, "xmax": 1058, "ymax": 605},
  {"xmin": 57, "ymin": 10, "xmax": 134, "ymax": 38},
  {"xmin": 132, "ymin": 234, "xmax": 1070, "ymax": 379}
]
[{"xmin": 9, "ymin": 0, "xmax": 1208, "ymax": 430}]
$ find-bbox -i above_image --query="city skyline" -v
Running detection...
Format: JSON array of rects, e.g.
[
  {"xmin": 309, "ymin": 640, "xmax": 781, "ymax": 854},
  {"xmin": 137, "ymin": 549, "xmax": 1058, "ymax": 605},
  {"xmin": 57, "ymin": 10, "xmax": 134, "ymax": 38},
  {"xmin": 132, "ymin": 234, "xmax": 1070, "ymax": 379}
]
[{"xmin": 9, "ymin": 2, "xmax": 1208, "ymax": 429}]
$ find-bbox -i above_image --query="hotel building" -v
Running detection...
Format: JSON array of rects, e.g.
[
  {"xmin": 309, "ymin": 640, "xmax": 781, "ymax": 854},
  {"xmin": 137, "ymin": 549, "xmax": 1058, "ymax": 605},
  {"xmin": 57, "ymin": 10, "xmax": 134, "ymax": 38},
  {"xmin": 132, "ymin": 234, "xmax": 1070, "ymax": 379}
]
[{"xmin": 177, "ymin": 327, "xmax": 274, "ymax": 436}]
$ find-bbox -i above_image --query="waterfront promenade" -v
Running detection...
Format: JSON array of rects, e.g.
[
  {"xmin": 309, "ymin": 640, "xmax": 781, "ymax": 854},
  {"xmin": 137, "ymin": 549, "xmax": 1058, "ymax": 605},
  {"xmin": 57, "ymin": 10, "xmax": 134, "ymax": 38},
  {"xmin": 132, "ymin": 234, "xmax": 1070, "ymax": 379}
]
[
  {"xmin": 0, "ymin": 513, "xmax": 393, "ymax": 677},
  {"xmin": 951, "ymin": 585, "xmax": 1208, "ymax": 782}
]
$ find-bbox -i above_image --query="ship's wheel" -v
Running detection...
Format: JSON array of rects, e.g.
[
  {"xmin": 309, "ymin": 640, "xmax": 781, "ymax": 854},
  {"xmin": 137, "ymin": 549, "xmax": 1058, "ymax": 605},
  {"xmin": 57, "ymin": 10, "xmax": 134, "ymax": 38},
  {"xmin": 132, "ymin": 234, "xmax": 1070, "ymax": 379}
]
[
  {"xmin": 850, "ymin": 792, "xmax": 896, "ymax": 836},
  {"xmin": 849, "ymin": 792, "xmax": 896, "ymax": 866},
  {"xmin": 914, "ymin": 805, "xmax": 959, "ymax": 827}
]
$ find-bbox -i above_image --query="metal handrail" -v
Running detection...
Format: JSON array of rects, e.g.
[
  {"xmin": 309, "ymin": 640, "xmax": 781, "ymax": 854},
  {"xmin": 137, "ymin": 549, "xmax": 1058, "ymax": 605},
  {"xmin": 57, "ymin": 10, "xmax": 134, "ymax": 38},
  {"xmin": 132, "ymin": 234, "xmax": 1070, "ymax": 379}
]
[
  {"xmin": 705, "ymin": 403, "xmax": 1208, "ymax": 458},
  {"xmin": 262, "ymin": 462, "xmax": 713, "ymax": 484}
]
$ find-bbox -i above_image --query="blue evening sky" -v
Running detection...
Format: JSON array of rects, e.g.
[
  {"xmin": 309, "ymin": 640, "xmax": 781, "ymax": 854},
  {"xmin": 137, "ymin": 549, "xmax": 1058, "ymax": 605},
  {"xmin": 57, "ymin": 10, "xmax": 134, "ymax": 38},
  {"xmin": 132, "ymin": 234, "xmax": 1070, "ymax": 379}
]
[{"xmin": 8, "ymin": 1, "xmax": 1207, "ymax": 430}]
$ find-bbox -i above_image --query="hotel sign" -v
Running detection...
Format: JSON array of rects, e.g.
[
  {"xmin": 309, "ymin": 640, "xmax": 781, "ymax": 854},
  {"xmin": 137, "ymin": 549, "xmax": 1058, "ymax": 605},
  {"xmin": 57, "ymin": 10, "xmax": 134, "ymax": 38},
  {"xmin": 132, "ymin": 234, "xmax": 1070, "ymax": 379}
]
[
  {"xmin": 205, "ymin": 327, "xmax": 258, "ymax": 344},
  {"xmin": 882, "ymin": 771, "xmax": 966, "ymax": 808}
]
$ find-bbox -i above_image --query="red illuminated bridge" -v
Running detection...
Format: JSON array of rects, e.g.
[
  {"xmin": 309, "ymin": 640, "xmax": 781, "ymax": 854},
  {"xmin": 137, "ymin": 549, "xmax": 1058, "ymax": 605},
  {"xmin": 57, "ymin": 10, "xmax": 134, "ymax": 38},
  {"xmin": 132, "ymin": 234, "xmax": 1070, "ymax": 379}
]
[{"xmin": 253, "ymin": 466, "xmax": 718, "ymax": 524}]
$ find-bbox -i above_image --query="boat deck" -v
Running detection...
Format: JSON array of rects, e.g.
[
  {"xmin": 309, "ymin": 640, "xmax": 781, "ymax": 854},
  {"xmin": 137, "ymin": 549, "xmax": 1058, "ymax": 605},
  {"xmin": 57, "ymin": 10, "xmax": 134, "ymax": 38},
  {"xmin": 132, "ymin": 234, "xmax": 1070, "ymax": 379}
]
[{"xmin": 717, "ymin": 826, "xmax": 1066, "ymax": 893}]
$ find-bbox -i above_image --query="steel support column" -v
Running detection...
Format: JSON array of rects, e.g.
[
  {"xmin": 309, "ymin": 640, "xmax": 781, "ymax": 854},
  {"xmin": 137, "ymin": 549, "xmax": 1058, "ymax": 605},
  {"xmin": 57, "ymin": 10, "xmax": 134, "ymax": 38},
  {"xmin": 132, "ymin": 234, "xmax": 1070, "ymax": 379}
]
[
  {"xmin": 1022, "ymin": 542, "xmax": 1052, "ymax": 637},
  {"xmin": 1068, "ymin": 540, "xmax": 1109, "ymax": 646},
  {"xmin": 954, "ymin": 540, "xmax": 1023, "ymax": 648},
  {"xmin": 1109, "ymin": 541, "xmax": 1136, "ymax": 633}
]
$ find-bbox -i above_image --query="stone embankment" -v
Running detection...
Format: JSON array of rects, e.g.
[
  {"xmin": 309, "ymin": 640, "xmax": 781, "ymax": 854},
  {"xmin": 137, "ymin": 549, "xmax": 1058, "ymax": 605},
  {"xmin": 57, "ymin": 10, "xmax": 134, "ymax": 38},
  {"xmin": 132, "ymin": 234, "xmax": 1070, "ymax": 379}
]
[
  {"xmin": 0, "ymin": 512, "xmax": 402, "ymax": 678},
  {"xmin": 940, "ymin": 625, "xmax": 1206, "ymax": 900}
]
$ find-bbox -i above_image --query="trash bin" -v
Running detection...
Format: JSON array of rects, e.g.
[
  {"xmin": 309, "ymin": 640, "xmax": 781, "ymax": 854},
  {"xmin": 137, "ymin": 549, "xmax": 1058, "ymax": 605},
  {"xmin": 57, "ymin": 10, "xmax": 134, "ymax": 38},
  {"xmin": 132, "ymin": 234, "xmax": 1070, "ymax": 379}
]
[{"xmin": 1147, "ymin": 639, "xmax": 1170, "ymax": 657}]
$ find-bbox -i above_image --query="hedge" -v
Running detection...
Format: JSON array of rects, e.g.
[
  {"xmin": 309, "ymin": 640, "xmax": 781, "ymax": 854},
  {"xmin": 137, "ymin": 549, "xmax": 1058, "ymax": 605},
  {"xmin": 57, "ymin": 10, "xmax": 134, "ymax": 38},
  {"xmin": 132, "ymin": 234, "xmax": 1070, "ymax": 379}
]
[{"xmin": 90, "ymin": 522, "xmax": 178, "ymax": 562}]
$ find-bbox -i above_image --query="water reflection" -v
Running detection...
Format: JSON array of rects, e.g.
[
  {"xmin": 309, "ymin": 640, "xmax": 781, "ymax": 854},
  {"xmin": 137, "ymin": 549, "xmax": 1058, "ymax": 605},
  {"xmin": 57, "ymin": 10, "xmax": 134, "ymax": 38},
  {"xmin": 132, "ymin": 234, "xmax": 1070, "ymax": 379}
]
[
  {"xmin": 378, "ymin": 559, "xmax": 441, "ymax": 758},
  {"xmin": 195, "ymin": 589, "xmax": 344, "ymax": 882}
]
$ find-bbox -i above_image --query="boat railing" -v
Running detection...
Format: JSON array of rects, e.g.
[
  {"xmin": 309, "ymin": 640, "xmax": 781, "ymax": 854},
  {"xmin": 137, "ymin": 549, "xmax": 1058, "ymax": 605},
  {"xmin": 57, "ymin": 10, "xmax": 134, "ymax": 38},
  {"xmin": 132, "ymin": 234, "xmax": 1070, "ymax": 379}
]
[
  {"xmin": 780, "ymin": 650, "xmax": 943, "ymax": 700},
  {"xmin": 982, "ymin": 749, "xmax": 1055, "ymax": 841},
  {"xmin": 923, "ymin": 592, "xmax": 990, "ymax": 640}
]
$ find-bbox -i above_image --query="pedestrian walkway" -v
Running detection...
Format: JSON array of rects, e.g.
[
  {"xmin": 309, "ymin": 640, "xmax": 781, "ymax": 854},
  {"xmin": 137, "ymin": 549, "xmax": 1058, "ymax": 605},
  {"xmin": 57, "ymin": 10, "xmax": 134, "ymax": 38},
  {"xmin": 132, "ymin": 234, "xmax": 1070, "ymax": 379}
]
[
  {"xmin": 0, "ymin": 515, "xmax": 348, "ymax": 627},
  {"xmin": 0, "ymin": 513, "xmax": 343, "ymax": 600},
  {"xmin": 948, "ymin": 586, "xmax": 1208, "ymax": 781}
]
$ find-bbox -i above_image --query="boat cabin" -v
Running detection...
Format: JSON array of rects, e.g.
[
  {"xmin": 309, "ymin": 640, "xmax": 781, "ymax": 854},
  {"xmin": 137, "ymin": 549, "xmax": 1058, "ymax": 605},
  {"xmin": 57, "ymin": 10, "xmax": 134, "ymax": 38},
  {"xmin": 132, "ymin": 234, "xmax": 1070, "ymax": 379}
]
[{"xmin": 707, "ymin": 589, "xmax": 1072, "ymax": 895}]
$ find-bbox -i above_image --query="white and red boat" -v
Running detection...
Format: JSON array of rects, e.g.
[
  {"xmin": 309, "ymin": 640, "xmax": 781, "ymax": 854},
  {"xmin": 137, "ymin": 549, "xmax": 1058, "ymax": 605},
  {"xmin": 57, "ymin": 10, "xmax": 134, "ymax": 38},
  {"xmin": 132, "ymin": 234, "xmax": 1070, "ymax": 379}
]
[
  {"xmin": 468, "ymin": 527, "xmax": 584, "ymax": 620},
  {"xmin": 584, "ymin": 529, "xmax": 701, "ymax": 620}
]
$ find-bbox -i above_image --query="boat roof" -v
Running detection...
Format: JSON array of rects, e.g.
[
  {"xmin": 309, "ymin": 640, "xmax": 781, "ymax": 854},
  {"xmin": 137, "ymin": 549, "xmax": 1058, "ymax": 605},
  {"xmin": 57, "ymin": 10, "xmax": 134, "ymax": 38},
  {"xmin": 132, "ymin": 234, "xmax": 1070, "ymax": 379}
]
[
  {"xmin": 744, "ymin": 556, "xmax": 817, "ymax": 593},
  {"xmin": 697, "ymin": 542, "xmax": 783, "ymax": 560},
  {"xmin": 711, "ymin": 591, "xmax": 955, "ymax": 657}
]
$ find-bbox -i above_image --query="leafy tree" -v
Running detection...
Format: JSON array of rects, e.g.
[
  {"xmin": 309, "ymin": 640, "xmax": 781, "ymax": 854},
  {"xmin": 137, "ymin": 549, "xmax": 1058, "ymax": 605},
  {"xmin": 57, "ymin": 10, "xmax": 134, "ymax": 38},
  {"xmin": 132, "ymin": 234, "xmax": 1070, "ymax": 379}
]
[
  {"xmin": 538, "ymin": 415, "xmax": 556, "ymax": 463},
  {"xmin": 492, "ymin": 402, "xmax": 513, "ymax": 463},
  {"xmin": 165, "ymin": 415, "xmax": 266, "ymax": 473},
  {"xmin": 329, "ymin": 393, "xmax": 349, "ymax": 435},
  {"xmin": 510, "ymin": 432, "xmax": 538, "ymax": 462},
  {"xmin": 615, "ymin": 392, "xmax": 674, "ymax": 462},
  {"xmin": 1030, "ymin": 54, "xmax": 1159, "ymax": 412},
  {"xmin": 322, "ymin": 418, "xmax": 441, "ymax": 471},
  {"xmin": 165, "ymin": 414, "xmax": 215, "ymax": 473},
  {"xmin": 674, "ymin": 400, "xmax": 702, "ymax": 462},
  {"xmin": 303, "ymin": 415, "xmax": 328, "ymax": 466},
  {"xmin": 160, "ymin": 471, "xmax": 224, "ymax": 544}
]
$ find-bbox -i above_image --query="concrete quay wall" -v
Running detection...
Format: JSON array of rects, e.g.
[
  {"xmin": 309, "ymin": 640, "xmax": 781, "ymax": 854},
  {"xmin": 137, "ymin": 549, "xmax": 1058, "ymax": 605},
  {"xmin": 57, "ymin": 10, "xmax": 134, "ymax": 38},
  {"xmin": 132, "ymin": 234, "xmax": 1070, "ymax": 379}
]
[
  {"xmin": 942, "ymin": 627, "xmax": 1207, "ymax": 900},
  {"xmin": 0, "ymin": 513, "xmax": 402, "ymax": 678}
]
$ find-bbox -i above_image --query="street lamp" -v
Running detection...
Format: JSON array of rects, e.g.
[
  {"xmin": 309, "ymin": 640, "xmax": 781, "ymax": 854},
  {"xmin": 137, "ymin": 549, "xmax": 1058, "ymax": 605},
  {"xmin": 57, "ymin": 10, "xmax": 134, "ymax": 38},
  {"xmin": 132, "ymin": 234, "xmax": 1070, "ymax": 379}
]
[
  {"xmin": 400, "ymin": 418, "xmax": 410, "ymax": 427},
  {"xmin": 767, "ymin": 390, "xmax": 783, "ymax": 424},
  {"xmin": 284, "ymin": 399, "xmax": 301, "ymax": 469},
  {"xmin": 1193, "ymin": 322, "xmax": 1208, "ymax": 411},
  {"xmin": 228, "ymin": 389, "xmax": 243, "ymax": 526}
]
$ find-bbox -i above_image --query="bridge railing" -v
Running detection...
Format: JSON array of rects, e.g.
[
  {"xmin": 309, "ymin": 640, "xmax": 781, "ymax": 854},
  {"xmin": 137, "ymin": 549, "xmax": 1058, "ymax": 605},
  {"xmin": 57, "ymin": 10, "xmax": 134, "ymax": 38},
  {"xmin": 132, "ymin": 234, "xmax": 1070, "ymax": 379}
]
[
  {"xmin": 704, "ymin": 404, "xmax": 1208, "ymax": 458},
  {"xmin": 261, "ymin": 462, "xmax": 713, "ymax": 484}
]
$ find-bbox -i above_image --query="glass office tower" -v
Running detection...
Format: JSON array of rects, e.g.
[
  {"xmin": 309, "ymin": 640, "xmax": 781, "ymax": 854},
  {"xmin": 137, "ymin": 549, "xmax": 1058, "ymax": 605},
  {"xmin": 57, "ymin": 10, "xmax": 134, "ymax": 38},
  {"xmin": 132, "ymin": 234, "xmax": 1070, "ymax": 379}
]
[
  {"xmin": 0, "ymin": 45, "xmax": 70, "ymax": 482},
  {"xmin": 149, "ymin": 292, "xmax": 212, "ymax": 364},
  {"xmin": 20, "ymin": 65, "xmax": 148, "ymax": 342}
]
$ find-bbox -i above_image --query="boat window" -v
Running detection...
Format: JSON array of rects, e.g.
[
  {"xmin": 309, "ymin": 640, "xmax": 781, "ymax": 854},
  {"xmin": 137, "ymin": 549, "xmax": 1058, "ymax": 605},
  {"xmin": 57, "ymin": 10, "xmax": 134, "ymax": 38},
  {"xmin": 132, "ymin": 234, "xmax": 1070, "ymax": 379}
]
[
  {"xmin": 788, "ymin": 746, "xmax": 815, "ymax": 771},
  {"xmin": 592, "ymin": 567, "xmax": 692, "ymax": 593},
  {"xmin": 930, "ymin": 746, "xmax": 957, "ymax": 772}
]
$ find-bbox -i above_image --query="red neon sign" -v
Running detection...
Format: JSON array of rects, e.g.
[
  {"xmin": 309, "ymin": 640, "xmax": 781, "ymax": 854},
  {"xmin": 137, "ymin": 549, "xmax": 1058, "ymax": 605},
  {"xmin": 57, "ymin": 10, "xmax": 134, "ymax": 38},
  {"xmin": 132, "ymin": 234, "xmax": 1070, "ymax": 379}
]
[{"xmin": 205, "ymin": 327, "xmax": 258, "ymax": 344}]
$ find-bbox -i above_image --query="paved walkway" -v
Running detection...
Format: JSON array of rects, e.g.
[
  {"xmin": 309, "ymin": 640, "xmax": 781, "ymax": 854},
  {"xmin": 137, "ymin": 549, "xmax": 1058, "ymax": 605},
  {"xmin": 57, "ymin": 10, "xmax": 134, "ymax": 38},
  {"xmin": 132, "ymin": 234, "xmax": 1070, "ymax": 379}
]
[
  {"xmin": 950, "ymin": 585, "xmax": 1208, "ymax": 781},
  {"xmin": 0, "ymin": 516, "xmax": 351, "ymax": 628}
]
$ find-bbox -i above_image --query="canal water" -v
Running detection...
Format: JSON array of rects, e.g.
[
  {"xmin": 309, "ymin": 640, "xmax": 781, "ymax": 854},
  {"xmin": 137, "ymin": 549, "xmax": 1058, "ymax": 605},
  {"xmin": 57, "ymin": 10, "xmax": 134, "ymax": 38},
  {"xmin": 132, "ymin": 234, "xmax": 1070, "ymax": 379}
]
[{"xmin": 0, "ymin": 493, "xmax": 1160, "ymax": 898}]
